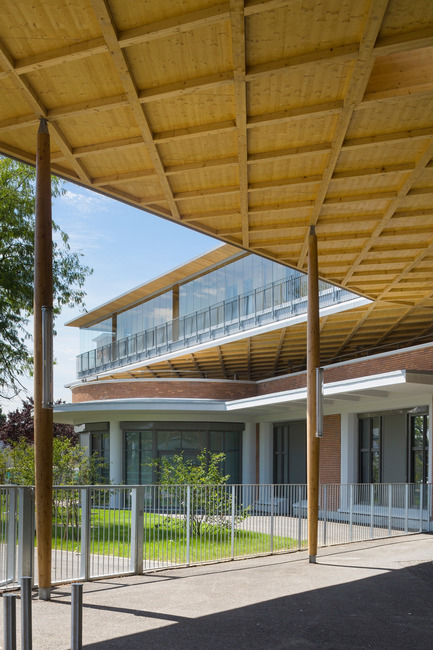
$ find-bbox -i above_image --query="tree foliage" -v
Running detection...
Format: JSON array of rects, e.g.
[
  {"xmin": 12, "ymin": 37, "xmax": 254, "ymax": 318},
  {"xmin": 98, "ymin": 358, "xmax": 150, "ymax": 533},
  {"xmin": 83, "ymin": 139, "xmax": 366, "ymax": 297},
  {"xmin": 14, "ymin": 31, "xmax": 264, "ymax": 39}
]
[
  {"xmin": 0, "ymin": 398, "xmax": 77, "ymax": 447},
  {"xmin": 152, "ymin": 451, "xmax": 248, "ymax": 536},
  {"xmin": 0, "ymin": 437, "xmax": 105, "ymax": 486},
  {"xmin": 0, "ymin": 156, "xmax": 92, "ymax": 396}
]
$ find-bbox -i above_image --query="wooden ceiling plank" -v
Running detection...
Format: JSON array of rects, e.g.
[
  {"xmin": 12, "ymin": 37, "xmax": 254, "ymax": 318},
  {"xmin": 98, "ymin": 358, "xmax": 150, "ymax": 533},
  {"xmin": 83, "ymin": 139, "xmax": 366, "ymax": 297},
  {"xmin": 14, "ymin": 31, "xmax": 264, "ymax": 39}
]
[
  {"xmin": 117, "ymin": 3, "xmax": 231, "ymax": 48},
  {"xmin": 297, "ymin": 0, "xmax": 390, "ymax": 269},
  {"xmin": 139, "ymin": 71, "xmax": 234, "ymax": 104},
  {"xmin": 0, "ymin": 36, "xmax": 92, "ymax": 184},
  {"xmin": 246, "ymin": 43, "xmax": 359, "ymax": 81},
  {"xmin": 374, "ymin": 25, "xmax": 433, "ymax": 56},
  {"xmin": 343, "ymin": 138, "xmax": 433, "ymax": 285},
  {"xmin": 230, "ymin": 0, "xmax": 249, "ymax": 247},
  {"xmin": 90, "ymin": 0, "xmax": 180, "ymax": 219}
]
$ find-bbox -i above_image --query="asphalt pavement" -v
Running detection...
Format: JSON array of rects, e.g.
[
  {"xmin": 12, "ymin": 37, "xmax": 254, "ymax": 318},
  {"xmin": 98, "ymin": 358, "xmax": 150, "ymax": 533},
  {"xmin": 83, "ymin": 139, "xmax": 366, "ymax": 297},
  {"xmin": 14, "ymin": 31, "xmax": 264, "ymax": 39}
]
[{"xmin": 1, "ymin": 534, "xmax": 432, "ymax": 649}]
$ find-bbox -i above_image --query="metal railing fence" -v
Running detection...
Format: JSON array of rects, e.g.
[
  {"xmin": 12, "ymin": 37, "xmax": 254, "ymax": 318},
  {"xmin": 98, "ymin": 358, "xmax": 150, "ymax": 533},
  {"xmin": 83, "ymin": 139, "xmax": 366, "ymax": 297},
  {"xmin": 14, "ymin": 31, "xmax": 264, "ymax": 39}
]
[
  {"xmin": 0, "ymin": 483, "xmax": 431, "ymax": 589},
  {"xmin": 77, "ymin": 276, "xmax": 355, "ymax": 377}
]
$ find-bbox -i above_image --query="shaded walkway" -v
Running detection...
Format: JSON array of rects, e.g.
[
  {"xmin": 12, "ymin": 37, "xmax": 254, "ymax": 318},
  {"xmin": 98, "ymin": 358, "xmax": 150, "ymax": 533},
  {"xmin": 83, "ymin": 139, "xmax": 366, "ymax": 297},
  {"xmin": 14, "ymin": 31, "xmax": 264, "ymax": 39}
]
[{"xmin": 1, "ymin": 535, "xmax": 432, "ymax": 649}]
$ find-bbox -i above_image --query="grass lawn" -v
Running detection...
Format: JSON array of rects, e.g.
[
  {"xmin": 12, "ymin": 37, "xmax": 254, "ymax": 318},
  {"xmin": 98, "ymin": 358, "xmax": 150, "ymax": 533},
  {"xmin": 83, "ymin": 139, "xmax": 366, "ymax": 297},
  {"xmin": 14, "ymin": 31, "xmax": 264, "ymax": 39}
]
[{"xmin": 50, "ymin": 507, "xmax": 303, "ymax": 563}]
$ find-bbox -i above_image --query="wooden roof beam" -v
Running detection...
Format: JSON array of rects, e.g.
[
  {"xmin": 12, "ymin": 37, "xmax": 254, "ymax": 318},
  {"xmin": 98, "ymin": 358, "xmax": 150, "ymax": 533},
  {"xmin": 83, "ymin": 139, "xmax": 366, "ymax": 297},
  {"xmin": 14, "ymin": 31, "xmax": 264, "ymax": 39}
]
[
  {"xmin": 342, "ymin": 138, "xmax": 433, "ymax": 285},
  {"xmin": 0, "ymin": 37, "xmax": 92, "ymax": 184},
  {"xmin": 90, "ymin": 0, "xmax": 180, "ymax": 220},
  {"xmin": 297, "ymin": 0, "xmax": 390, "ymax": 270}
]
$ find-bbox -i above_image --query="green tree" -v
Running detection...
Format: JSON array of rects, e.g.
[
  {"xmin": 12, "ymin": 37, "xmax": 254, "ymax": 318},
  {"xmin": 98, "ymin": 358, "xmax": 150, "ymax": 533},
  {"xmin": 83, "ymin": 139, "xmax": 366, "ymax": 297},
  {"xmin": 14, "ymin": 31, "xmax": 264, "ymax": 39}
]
[
  {"xmin": 152, "ymin": 451, "xmax": 248, "ymax": 536},
  {"xmin": 1, "ymin": 437, "xmax": 105, "ymax": 486},
  {"xmin": 0, "ymin": 156, "xmax": 92, "ymax": 397}
]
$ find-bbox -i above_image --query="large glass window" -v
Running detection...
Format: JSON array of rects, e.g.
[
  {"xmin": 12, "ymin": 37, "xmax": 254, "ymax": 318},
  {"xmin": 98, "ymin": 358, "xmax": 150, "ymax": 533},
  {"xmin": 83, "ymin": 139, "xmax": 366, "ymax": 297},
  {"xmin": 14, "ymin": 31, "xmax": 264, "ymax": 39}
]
[
  {"xmin": 90, "ymin": 431, "xmax": 110, "ymax": 483},
  {"xmin": 409, "ymin": 414, "xmax": 429, "ymax": 484},
  {"xmin": 125, "ymin": 430, "xmax": 153, "ymax": 484},
  {"xmin": 359, "ymin": 416, "xmax": 381, "ymax": 483},
  {"xmin": 123, "ymin": 423, "xmax": 242, "ymax": 484}
]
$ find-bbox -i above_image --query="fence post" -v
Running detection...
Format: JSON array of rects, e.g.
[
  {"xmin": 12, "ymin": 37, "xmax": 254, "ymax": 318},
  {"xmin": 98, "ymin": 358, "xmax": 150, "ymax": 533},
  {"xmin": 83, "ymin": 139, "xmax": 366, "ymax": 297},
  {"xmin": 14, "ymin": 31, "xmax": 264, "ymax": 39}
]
[
  {"xmin": 388, "ymin": 484, "xmax": 392, "ymax": 537},
  {"xmin": 7, "ymin": 487, "xmax": 17, "ymax": 585},
  {"xmin": 404, "ymin": 484, "xmax": 409, "ymax": 534},
  {"xmin": 186, "ymin": 486, "xmax": 191, "ymax": 566},
  {"xmin": 349, "ymin": 484, "xmax": 353, "ymax": 542},
  {"xmin": 18, "ymin": 488, "xmax": 34, "ymax": 584},
  {"xmin": 3, "ymin": 593, "xmax": 17, "ymax": 650},
  {"xmin": 370, "ymin": 484, "xmax": 374, "ymax": 539},
  {"xmin": 270, "ymin": 488, "xmax": 274, "ymax": 554},
  {"xmin": 322, "ymin": 485, "xmax": 327, "ymax": 547},
  {"xmin": 419, "ymin": 483, "xmax": 423, "ymax": 533},
  {"xmin": 231, "ymin": 486, "xmax": 235, "ymax": 559},
  {"xmin": 130, "ymin": 487, "xmax": 144, "ymax": 574},
  {"xmin": 297, "ymin": 485, "xmax": 302, "ymax": 549},
  {"xmin": 80, "ymin": 488, "xmax": 91, "ymax": 581},
  {"xmin": 21, "ymin": 576, "xmax": 33, "ymax": 650},
  {"xmin": 71, "ymin": 583, "xmax": 83, "ymax": 650},
  {"xmin": 428, "ymin": 484, "xmax": 432, "ymax": 533}
]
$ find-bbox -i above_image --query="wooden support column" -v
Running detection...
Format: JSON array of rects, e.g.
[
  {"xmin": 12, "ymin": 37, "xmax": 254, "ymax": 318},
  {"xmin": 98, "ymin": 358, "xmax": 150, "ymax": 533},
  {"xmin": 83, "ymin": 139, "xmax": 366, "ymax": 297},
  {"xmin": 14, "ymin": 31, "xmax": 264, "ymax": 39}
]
[
  {"xmin": 307, "ymin": 226, "xmax": 320, "ymax": 563},
  {"xmin": 34, "ymin": 118, "xmax": 53, "ymax": 600}
]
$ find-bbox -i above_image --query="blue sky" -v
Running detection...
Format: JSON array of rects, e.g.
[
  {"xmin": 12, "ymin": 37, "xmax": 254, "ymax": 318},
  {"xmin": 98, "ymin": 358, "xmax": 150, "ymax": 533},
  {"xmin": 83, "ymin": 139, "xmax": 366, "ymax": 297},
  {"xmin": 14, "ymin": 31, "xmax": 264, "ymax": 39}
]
[{"xmin": 1, "ymin": 182, "xmax": 215, "ymax": 413}]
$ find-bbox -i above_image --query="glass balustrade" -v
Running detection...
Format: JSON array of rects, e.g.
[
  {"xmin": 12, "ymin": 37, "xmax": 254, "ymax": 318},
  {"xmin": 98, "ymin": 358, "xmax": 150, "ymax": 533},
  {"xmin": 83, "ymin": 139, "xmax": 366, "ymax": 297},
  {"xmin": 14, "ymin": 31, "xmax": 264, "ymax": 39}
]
[{"xmin": 76, "ymin": 276, "xmax": 355, "ymax": 377}]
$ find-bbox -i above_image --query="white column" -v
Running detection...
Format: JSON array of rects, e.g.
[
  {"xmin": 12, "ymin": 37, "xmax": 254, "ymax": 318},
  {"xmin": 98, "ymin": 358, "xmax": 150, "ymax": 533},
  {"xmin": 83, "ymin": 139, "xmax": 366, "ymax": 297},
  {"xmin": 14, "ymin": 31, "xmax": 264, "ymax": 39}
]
[
  {"xmin": 259, "ymin": 422, "xmax": 273, "ymax": 484},
  {"xmin": 340, "ymin": 412, "xmax": 357, "ymax": 485},
  {"xmin": 109, "ymin": 420, "xmax": 123, "ymax": 484},
  {"xmin": 242, "ymin": 422, "xmax": 256, "ymax": 484}
]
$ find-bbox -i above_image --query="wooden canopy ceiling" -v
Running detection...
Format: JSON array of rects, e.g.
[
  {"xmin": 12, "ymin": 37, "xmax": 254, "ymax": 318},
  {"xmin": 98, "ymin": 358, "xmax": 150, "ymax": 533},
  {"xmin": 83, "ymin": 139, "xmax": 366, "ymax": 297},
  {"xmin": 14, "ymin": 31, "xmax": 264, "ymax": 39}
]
[{"xmin": 2, "ymin": 0, "xmax": 433, "ymax": 365}]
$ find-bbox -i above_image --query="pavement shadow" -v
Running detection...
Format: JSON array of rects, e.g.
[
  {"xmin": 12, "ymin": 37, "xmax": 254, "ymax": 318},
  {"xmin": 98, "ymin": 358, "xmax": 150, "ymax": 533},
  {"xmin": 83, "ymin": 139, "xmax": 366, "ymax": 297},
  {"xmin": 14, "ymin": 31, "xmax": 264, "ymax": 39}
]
[{"xmin": 82, "ymin": 560, "xmax": 433, "ymax": 649}]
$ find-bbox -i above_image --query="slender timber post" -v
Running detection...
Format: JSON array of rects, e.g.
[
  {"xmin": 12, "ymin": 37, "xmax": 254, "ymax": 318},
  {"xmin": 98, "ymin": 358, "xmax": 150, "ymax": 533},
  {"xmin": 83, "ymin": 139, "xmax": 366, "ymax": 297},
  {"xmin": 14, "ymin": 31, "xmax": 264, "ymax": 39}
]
[
  {"xmin": 307, "ymin": 226, "xmax": 320, "ymax": 563},
  {"xmin": 34, "ymin": 118, "xmax": 53, "ymax": 600}
]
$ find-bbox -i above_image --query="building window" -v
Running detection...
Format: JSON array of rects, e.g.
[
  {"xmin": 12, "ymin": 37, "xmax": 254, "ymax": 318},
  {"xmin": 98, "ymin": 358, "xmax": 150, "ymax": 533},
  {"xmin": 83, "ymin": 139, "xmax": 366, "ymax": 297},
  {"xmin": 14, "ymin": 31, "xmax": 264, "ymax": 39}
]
[
  {"xmin": 359, "ymin": 416, "xmax": 381, "ymax": 483},
  {"xmin": 273, "ymin": 421, "xmax": 306, "ymax": 484},
  {"xmin": 409, "ymin": 413, "xmax": 429, "ymax": 484},
  {"xmin": 90, "ymin": 432, "xmax": 110, "ymax": 483},
  {"xmin": 123, "ymin": 422, "xmax": 242, "ymax": 485}
]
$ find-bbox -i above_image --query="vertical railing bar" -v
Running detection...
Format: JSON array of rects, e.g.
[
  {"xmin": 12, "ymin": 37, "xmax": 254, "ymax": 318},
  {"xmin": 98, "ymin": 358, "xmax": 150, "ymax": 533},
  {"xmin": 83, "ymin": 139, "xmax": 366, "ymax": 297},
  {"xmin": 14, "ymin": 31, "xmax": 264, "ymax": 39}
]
[
  {"xmin": 231, "ymin": 485, "xmax": 235, "ymax": 560},
  {"xmin": 270, "ymin": 486, "xmax": 274, "ymax": 554},
  {"xmin": 419, "ymin": 483, "xmax": 423, "ymax": 533},
  {"xmin": 349, "ymin": 484, "xmax": 353, "ymax": 543},
  {"xmin": 388, "ymin": 484, "xmax": 392, "ymax": 536},
  {"xmin": 370, "ymin": 484, "xmax": 374, "ymax": 540},
  {"xmin": 323, "ymin": 485, "xmax": 327, "ymax": 547},
  {"xmin": 404, "ymin": 484, "xmax": 409, "ymax": 534},
  {"xmin": 186, "ymin": 485, "xmax": 191, "ymax": 566},
  {"xmin": 7, "ymin": 487, "xmax": 17, "ymax": 584},
  {"xmin": 80, "ymin": 488, "xmax": 90, "ymax": 581}
]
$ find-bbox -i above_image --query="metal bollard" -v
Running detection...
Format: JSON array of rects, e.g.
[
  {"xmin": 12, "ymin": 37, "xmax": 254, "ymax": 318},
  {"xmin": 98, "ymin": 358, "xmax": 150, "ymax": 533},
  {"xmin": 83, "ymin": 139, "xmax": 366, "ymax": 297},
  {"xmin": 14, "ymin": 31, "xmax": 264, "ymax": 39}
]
[
  {"xmin": 21, "ymin": 577, "xmax": 33, "ymax": 650},
  {"xmin": 3, "ymin": 593, "xmax": 17, "ymax": 650},
  {"xmin": 71, "ymin": 583, "xmax": 83, "ymax": 650}
]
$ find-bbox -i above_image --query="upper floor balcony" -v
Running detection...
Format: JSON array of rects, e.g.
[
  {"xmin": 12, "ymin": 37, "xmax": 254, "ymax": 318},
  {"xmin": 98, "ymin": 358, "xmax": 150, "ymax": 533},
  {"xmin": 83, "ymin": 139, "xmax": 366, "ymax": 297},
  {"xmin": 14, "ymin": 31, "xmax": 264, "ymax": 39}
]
[{"xmin": 76, "ymin": 274, "xmax": 358, "ymax": 379}]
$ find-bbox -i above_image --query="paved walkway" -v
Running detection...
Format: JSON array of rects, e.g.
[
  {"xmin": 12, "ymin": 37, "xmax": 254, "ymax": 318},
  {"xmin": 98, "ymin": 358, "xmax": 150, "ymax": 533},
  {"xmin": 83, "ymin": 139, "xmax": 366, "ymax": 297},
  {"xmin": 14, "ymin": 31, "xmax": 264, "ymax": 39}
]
[{"xmin": 1, "ymin": 534, "xmax": 432, "ymax": 649}]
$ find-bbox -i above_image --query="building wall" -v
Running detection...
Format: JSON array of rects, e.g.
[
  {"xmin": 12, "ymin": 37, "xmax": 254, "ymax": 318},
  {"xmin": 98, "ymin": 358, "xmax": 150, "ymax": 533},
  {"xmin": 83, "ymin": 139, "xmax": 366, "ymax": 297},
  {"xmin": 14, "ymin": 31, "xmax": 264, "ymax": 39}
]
[
  {"xmin": 319, "ymin": 414, "xmax": 341, "ymax": 484},
  {"xmin": 257, "ymin": 345, "xmax": 433, "ymax": 396},
  {"xmin": 72, "ymin": 379, "xmax": 257, "ymax": 403}
]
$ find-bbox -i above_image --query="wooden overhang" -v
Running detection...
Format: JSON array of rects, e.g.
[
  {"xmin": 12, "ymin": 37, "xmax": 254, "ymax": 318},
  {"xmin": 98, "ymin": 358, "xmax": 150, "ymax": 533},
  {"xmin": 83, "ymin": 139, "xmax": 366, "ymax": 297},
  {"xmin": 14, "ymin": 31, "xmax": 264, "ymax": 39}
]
[{"xmin": 2, "ymin": 0, "xmax": 433, "ymax": 364}]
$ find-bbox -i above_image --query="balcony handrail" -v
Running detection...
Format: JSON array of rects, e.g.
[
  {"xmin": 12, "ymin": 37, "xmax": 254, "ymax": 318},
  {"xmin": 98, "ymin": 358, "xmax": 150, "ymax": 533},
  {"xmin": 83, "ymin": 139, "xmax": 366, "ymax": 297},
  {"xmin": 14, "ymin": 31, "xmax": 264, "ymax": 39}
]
[{"xmin": 77, "ymin": 275, "xmax": 355, "ymax": 377}]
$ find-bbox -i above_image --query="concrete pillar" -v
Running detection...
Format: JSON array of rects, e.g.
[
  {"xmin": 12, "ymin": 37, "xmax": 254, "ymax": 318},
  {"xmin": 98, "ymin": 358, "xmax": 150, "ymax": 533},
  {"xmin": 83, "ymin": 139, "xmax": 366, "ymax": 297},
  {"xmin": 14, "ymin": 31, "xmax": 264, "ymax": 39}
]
[
  {"xmin": 242, "ymin": 422, "xmax": 256, "ymax": 484},
  {"xmin": 340, "ymin": 413, "xmax": 358, "ymax": 485},
  {"xmin": 259, "ymin": 422, "xmax": 273, "ymax": 484},
  {"xmin": 109, "ymin": 420, "xmax": 123, "ymax": 484}
]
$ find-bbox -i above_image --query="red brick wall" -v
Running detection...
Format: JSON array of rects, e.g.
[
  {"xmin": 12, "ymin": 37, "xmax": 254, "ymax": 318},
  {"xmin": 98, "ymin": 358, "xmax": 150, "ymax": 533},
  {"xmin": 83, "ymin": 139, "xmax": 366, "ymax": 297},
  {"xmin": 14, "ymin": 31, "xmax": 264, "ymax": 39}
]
[
  {"xmin": 319, "ymin": 414, "xmax": 341, "ymax": 484},
  {"xmin": 257, "ymin": 345, "xmax": 433, "ymax": 396},
  {"xmin": 72, "ymin": 379, "xmax": 257, "ymax": 403}
]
